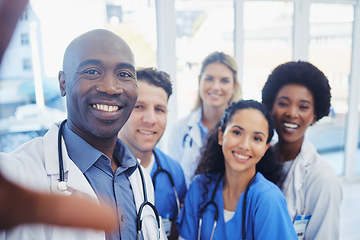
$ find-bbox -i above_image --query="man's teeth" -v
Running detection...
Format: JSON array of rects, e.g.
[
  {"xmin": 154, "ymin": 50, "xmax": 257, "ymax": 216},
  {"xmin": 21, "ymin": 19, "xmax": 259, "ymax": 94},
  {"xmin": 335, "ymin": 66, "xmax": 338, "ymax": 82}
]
[
  {"xmin": 283, "ymin": 122, "xmax": 298, "ymax": 129},
  {"xmin": 139, "ymin": 130, "xmax": 154, "ymax": 135},
  {"xmin": 92, "ymin": 104, "xmax": 119, "ymax": 112},
  {"xmin": 234, "ymin": 152, "xmax": 249, "ymax": 160}
]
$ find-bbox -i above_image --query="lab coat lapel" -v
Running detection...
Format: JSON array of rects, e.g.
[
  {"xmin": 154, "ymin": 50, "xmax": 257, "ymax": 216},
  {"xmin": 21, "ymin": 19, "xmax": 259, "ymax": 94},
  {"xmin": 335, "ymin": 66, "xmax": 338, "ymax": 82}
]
[
  {"xmin": 43, "ymin": 123, "xmax": 63, "ymax": 175},
  {"xmin": 294, "ymin": 138, "xmax": 317, "ymax": 191},
  {"xmin": 66, "ymin": 160, "xmax": 98, "ymax": 201},
  {"xmin": 282, "ymin": 138, "xmax": 315, "ymax": 217},
  {"xmin": 43, "ymin": 123, "xmax": 98, "ymax": 201},
  {"xmin": 186, "ymin": 108, "xmax": 203, "ymax": 148}
]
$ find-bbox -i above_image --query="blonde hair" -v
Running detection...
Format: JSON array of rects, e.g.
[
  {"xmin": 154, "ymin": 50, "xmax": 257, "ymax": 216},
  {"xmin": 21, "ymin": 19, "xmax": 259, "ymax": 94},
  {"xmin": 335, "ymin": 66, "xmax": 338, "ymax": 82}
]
[{"xmin": 193, "ymin": 51, "xmax": 242, "ymax": 111}]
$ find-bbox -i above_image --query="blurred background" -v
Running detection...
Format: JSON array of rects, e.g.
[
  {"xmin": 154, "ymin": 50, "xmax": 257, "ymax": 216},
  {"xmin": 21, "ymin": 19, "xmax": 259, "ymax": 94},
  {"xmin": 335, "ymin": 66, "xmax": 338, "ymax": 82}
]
[{"xmin": 0, "ymin": 1, "xmax": 359, "ymax": 238}]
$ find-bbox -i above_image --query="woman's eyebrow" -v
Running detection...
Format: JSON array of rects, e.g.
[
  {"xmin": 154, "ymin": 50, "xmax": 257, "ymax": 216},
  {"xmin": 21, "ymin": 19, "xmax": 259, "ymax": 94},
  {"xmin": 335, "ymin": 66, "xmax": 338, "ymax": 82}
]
[
  {"xmin": 277, "ymin": 96, "xmax": 289, "ymax": 101},
  {"xmin": 254, "ymin": 131, "xmax": 266, "ymax": 137},
  {"xmin": 233, "ymin": 125, "xmax": 244, "ymax": 131},
  {"xmin": 233, "ymin": 125, "xmax": 266, "ymax": 136}
]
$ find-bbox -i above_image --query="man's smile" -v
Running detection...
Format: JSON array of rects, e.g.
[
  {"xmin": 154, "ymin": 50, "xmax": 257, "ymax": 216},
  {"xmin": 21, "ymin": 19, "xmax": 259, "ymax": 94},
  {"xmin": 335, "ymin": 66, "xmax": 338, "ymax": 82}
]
[{"xmin": 91, "ymin": 104, "xmax": 120, "ymax": 112}]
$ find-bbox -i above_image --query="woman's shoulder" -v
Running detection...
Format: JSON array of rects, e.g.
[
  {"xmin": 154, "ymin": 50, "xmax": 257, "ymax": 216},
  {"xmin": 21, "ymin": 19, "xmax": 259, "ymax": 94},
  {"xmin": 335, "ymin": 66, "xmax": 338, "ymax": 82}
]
[
  {"xmin": 299, "ymin": 141, "xmax": 339, "ymax": 183},
  {"xmin": 252, "ymin": 173, "xmax": 284, "ymax": 199},
  {"xmin": 305, "ymin": 157, "xmax": 341, "ymax": 194},
  {"xmin": 292, "ymin": 143, "xmax": 342, "ymax": 199},
  {"xmin": 189, "ymin": 173, "xmax": 220, "ymax": 191}
]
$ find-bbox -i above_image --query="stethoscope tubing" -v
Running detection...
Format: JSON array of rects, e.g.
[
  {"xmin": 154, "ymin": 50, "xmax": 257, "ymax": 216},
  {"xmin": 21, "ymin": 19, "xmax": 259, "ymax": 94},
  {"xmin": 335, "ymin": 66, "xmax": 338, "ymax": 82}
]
[
  {"xmin": 57, "ymin": 119, "xmax": 160, "ymax": 239},
  {"xmin": 137, "ymin": 164, "xmax": 161, "ymax": 239},
  {"xmin": 197, "ymin": 173, "xmax": 256, "ymax": 240},
  {"xmin": 152, "ymin": 151, "xmax": 181, "ymax": 220},
  {"xmin": 58, "ymin": 119, "xmax": 67, "ymax": 183},
  {"xmin": 197, "ymin": 173, "xmax": 223, "ymax": 240},
  {"xmin": 242, "ymin": 176, "xmax": 256, "ymax": 240}
]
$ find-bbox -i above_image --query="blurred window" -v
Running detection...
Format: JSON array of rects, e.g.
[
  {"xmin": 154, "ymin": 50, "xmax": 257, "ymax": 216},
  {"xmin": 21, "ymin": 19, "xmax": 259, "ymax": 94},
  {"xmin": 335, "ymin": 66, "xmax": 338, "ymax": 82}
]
[
  {"xmin": 174, "ymin": 0, "xmax": 234, "ymax": 118},
  {"xmin": 21, "ymin": 33, "xmax": 30, "ymax": 45},
  {"xmin": 306, "ymin": 3, "xmax": 354, "ymax": 176},
  {"xmin": 22, "ymin": 58, "xmax": 32, "ymax": 71},
  {"xmin": 242, "ymin": 1, "xmax": 293, "ymax": 101},
  {"xmin": 106, "ymin": 0, "xmax": 157, "ymax": 69}
]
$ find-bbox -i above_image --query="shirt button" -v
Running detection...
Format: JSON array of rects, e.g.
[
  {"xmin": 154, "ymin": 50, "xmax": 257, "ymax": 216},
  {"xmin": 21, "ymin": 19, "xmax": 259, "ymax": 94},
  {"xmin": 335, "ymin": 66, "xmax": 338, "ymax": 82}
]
[{"xmin": 121, "ymin": 215, "xmax": 125, "ymax": 222}]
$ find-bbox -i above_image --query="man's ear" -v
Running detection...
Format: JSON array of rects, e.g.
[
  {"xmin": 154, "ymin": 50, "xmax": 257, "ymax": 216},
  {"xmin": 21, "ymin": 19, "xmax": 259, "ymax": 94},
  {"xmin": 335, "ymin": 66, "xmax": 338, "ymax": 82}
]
[{"xmin": 58, "ymin": 71, "xmax": 66, "ymax": 97}]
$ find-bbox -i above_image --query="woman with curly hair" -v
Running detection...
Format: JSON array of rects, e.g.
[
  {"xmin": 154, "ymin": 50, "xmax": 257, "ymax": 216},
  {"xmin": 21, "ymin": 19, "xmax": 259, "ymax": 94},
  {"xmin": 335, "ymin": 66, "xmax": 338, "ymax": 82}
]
[
  {"xmin": 177, "ymin": 100, "xmax": 297, "ymax": 240},
  {"xmin": 262, "ymin": 61, "xmax": 342, "ymax": 239}
]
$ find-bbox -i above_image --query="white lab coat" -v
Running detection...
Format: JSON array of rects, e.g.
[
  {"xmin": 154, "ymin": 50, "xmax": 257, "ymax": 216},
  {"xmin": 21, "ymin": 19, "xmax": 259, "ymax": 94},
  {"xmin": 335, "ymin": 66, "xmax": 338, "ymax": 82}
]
[
  {"xmin": 0, "ymin": 123, "xmax": 166, "ymax": 240},
  {"xmin": 167, "ymin": 108, "xmax": 203, "ymax": 188},
  {"xmin": 278, "ymin": 138, "xmax": 343, "ymax": 240}
]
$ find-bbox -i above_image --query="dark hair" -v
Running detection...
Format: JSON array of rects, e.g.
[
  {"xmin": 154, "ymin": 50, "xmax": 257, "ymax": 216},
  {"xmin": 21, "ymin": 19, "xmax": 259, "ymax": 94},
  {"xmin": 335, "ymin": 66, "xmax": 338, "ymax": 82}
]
[
  {"xmin": 262, "ymin": 61, "xmax": 331, "ymax": 121},
  {"xmin": 194, "ymin": 100, "xmax": 283, "ymax": 203},
  {"xmin": 136, "ymin": 67, "xmax": 172, "ymax": 100}
]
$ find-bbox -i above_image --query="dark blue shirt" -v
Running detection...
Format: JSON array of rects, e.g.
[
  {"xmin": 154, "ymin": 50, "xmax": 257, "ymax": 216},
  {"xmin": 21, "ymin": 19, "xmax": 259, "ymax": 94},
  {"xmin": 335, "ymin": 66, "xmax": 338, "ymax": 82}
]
[{"xmin": 63, "ymin": 123, "xmax": 138, "ymax": 240}]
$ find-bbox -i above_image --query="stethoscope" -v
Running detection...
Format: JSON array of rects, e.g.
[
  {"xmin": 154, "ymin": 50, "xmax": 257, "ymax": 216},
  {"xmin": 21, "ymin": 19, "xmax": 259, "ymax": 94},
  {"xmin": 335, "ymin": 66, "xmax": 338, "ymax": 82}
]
[
  {"xmin": 197, "ymin": 173, "xmax": 256, "ymax": 240},
  {"xmin": 182, "ymin": 126, "xmax": 193, "ymax": 148},
  {"xmin": 56, "ymin": 119, "xmax": 160, "ymax": 239},
  {"xmin": 152, "ymin": 151, "xmax": 181, "ymax": 220}
]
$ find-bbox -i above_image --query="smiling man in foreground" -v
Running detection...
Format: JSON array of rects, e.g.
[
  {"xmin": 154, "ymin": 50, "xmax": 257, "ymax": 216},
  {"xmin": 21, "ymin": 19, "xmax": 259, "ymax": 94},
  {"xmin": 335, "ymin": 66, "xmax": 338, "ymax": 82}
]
[{"xmin": 0, "ymin": 29, "xmax": 166, "ymax": 240}]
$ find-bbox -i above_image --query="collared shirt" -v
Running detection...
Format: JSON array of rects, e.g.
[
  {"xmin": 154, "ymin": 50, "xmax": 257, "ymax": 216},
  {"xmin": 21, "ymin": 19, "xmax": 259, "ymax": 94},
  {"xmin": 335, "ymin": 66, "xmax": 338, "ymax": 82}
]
[
  {"xmin": 198, "ymin": 119, "xmax": 209, "ymax": 145},
  {"xmin": 63, "ymin": 123, "xmax": 138, "ymax": 240}
]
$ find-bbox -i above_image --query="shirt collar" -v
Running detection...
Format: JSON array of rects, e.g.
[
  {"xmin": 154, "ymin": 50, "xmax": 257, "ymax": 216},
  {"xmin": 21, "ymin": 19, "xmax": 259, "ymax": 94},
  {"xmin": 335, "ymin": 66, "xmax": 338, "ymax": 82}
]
[
  {"xmin": 63, "ymin": 123, "xmax": 137, "ymax": 176},
  {"xmin": 63, "ymin": 123, "xmax": 101, "ymax": 173},
  {"xmin": 198, "ymin": 108, "xmax": 209, "ymax": 143},
  {"xmin": 115, "ymin": 138, "xmax": 138, "ymax": 176}
]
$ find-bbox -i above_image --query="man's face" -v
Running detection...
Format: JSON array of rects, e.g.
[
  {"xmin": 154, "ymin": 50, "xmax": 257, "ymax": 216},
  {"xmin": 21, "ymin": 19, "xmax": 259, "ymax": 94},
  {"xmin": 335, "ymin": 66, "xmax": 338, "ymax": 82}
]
[
  {"xmin": 59, "ymin": 32, "xmax": 138, "ymax": 141},
  {"xmin": 119, "ymin": 81, "xmax": 168, "ymax": 156}
]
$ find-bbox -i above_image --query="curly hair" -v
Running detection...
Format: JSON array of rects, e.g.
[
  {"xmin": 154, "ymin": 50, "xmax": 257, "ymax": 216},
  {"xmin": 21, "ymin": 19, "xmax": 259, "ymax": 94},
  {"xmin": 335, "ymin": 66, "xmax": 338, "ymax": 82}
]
[
  {"xmin": 136, "ymin": 67, "xmax": 172, "ymax": 99},
  {"xmin": 262, "ymin": 61, "xmax": 331, "ymax": 121},
  {"xmin": 194, "ymin": 100, "xmax": 283, "ymax": 189}
]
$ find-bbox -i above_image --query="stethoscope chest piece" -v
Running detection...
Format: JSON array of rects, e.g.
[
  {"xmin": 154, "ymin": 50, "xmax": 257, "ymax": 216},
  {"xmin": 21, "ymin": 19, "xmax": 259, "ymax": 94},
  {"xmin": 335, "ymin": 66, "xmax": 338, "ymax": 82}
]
[
  {"xmin": 51, "ymin": 180, "xmax": 72, "ymax": 196},
  {"xmin": 58, "ymin": 181, "xmax": 67, "ymax": 191}
]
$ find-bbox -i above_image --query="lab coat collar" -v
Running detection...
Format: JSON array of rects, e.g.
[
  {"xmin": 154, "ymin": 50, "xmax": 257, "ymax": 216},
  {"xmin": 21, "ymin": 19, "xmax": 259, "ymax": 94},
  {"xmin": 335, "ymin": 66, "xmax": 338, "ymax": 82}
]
[
  {"xmin": 185, "ymin": 107, "xmax": 203, "ymax": 147},
  {"xmin": 186, "ymin": 107, "xmax": 202, "ymax": 127},
  {"xmin": 43, "ymin": 123, "xmax": 66, "ymax": 175},
  {"xmin": 282, "ymin": 138, "xmax": 318, "ymax": 192}
]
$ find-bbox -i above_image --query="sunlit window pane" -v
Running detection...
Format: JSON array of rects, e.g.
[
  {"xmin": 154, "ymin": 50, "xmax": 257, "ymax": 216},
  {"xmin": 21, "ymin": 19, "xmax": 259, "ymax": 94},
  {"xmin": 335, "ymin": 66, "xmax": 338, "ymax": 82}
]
[
  {"xmin": 243, "ymin": 1, "xmax": 293, "ymax": 101},
  {"xmin": 175, "ymin": 0, "xmax": 234, "ymax": 118},
  {"xmin": 106, "ymin": 0, "xmax": 157, "ymax": 68},
  {"xmin": 307, "ymin": 3, "xmax": 354, "ymax": 176}
]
